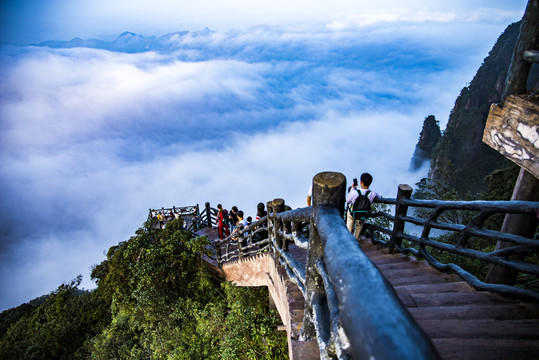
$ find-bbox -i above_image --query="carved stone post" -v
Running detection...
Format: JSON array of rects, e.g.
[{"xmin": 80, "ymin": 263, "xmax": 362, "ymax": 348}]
[
  {"xmin": 271, "ymin": 198, "xmax": 285, "ymax": 263},
  {"xmin": 292, "ymin": 220, "xmax": 303, "ymax": 250},
  {"xmin": 302, "ymin": 172, "xmax": 346, "ymax": 340},
  {"xmin": 205, "ymin": 202, "xmax": 212, "ymax": 228},
  {"xmin": 237, "ymin": 222, "xmax": 244, "ymax": 260},
  {"xmin": 389, "ymin": 184, "xmax": 413, "ymax": 253},
  {"xmin": 266, "ymin": 200, "xmax": 274, "ymax": 253},
  {"xmin": 283, "ymin": 215, "xmax": 292, "ymax": 252}
]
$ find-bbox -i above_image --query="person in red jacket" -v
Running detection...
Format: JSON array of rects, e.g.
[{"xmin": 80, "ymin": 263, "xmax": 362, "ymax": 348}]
[{"xmin": 216, "ymin": 204, "xmax": 230, "ymax": 240}]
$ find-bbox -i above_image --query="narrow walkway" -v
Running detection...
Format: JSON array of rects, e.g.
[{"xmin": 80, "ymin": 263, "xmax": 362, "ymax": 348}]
[
  {"xmin": 359, "ymin": 240, "xmax": 539, "ymax": 360},
  {"xmin": 199, "ymin": 226, "xmax": 539, "ymax": 360}
]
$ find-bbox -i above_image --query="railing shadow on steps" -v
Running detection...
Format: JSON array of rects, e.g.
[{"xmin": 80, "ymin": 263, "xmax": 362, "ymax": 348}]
[{"xmin": 198, "ymin": 171, "xmax": 539, "ymax": 359}]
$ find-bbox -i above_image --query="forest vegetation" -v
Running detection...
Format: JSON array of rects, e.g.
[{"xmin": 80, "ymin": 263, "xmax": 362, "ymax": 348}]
[{"xmin": 0, "ymin": 218, "xmax": 288, "ymax": 359}]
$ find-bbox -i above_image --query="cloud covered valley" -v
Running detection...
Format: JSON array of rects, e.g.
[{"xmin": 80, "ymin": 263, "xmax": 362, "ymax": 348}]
[{"xmin": 0, "ymin": 20, "xmax": 514, "ymax": 310}]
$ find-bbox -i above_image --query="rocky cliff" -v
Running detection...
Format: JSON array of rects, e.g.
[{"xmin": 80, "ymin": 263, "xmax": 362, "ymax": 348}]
[
  {"xmin": 428, "ymin": 21, "xmax": 525, "ymax": 195},
  {"xmin": 410, "ymin": 115, "xmax": 442, "ymax": 171}
]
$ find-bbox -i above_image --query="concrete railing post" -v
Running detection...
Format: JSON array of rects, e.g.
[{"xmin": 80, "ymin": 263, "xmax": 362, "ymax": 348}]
[
  {"xmin": 205, "ymin": 202, "xmax": 212, "ymax": 228},
  {"xmin": 302, "ymin": 171, "xmax": 346, "ymax": 342},
  {"xmin": 271, "ymin": 198, "xmax": 285, "ymax": 263},
  {"xmin": 237, "ymin": 222, "xmax": 245, "ymax": 260},
  {"xmin": 389, "ymin": 184, "xmax": 413, "ymax": 254}
]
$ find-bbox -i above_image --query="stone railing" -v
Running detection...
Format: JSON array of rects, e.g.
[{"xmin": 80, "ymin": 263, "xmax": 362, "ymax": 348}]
[
  {"xmin": 197, "ymin": 171, "xmax": 539, "ymax": 359},
  {"xmin": 209, "ymin": 172, "xmax": 439, "ymax": 359},
  {"xmin": 364, "ymin": 184, "xmax": 539, "ymax": 302}
]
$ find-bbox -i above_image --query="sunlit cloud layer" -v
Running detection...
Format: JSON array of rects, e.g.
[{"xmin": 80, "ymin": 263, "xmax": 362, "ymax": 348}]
[
  {"xmin": 327, "ymin": 7, "xmax": 522, "ymax": 30},
  {"xmin": 1, "ymin": 0, "xmax": 526, "ymax": 44},
  {"xmin": 0, "ymin": 6, "xmax": 525, "ymax": 311}
]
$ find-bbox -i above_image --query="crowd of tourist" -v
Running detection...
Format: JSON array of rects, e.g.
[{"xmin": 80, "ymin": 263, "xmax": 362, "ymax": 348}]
[
  {"xmin": 216, "ymin": 202, "xmax": 268, "ymax": 241},
  {"xmin": 150, "ymin": 171, "xmax": 378, "ymax": 242},
  {"xmin": 150, "ymin": 207, "xmax": 190, "ymax": 229}
]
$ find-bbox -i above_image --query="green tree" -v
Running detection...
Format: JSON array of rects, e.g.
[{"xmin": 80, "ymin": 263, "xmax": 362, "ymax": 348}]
[
  {"xmin": 0, "ymin": 276, "xmax": 109, "ymax": 360},
  {"xmin": 2, "ymin": 216, "xmax": 288, "ymax": 359},
  {"xmin": 90, "ymin": 217, "xmax": 288, "ymax": 359}
]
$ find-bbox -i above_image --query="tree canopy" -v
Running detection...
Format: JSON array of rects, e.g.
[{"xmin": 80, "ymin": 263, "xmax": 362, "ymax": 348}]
[{"xmin": 1, "ymin": 218, "xmax": 288, "ymax": 359}]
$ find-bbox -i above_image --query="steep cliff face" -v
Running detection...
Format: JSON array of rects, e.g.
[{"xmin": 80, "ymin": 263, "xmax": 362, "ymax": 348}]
[
  {"xmin": 410, "ymin": 115, "xmax": 441, "ymax": 170},
  {"xmin": 429, "ymin": 22, "xmax": 521, "ymax": 195}
]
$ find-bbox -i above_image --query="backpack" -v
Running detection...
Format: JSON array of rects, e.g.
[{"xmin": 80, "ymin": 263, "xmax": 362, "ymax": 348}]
[
  {"xmin": 351, "ymin": 189, "xmax": 372, "ymax": 220},
  {"xmin": 222, "ymin": 209, "xmax": 229, "ymax": 225}
]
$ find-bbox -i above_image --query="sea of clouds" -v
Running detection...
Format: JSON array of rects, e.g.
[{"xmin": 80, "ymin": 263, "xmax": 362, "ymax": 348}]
[{"xmin": 0, "ymin": 21, "xmax": 507, "ymax": 310}]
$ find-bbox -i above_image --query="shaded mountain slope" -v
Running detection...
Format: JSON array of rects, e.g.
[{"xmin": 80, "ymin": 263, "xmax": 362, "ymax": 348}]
[{"xmin": 429, "ymin": 21, "xmax": 526, "ymax": 195}]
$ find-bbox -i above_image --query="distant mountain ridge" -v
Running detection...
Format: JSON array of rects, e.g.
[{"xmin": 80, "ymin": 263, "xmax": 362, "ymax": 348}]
[{"xmin": 36, "ymin": 29, "xmax": 212, "ymax": 53}]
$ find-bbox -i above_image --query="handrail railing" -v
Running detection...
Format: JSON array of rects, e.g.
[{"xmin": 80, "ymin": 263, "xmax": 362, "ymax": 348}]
[
  {"xmin": 187, "ymin": 202, "xmax": 217, "ymax": 231},
  {"xmin": 213, "ymin": 216, "xmax": 272, "ymax": 262},
  {"xmin": 183, "ymin": 173, "xmax": 538, "ymax": 359},
  {"xmin": 207, "ymin": 172, "xmax": 439, "ymax": 359},
  {"xmin": 148, "ymin": 205, "xmax": 199, "ymax": 220},
  {"xmin": 364, "ymin": 184, "xmax": 539, "ymax": 302},
  {"xmin": 148, "ymin": 205, "xmax": 199, "ymax": 229}
]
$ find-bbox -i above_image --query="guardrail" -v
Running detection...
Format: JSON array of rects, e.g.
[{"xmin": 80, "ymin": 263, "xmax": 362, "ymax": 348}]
[
  {"xmin": 148, "ymin": 205, "xmax": 199, "ymax": 219},
  {"xmin": 364, "ymin": 184, "xmax": 539, "ymax": 302},
  {"xmin": 187, "ymin": 202, "xmax": 216, "ymax": 231},
  {"xmin": 208, "ymin": 172, "xmax": 439, "ymax": 359},
  {"xmin": 148, "ymin": 205, "xmax": 199, "ymax": 229},
  {"xmin": 191, "ymin": 171, "xmax": 538, "ymax": 359}
]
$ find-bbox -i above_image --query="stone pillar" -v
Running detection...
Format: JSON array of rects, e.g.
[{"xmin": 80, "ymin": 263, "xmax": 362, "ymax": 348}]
[
  {"xmin": 205, "ymin": 202, "xmax": 212, "ymax": 228},
  {"xmin": 237, "ymin": 222, "xmax": 245, "ymax": 260},
  {"xmin": 302, "ymin": 171, "xmax": 346, "ymax": 341},
  {"xmin": 389, "ymin": 184, "xmax": 413, "ymax": 253},
  {"xmin": 271, "ymin": 198, "xmax": 285, "ymax": 263}
]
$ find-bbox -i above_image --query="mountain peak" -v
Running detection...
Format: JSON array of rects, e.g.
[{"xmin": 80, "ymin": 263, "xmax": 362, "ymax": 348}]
[{"xmin": 117, "ymin": 31, "xmax": 138, "ymax": 39}]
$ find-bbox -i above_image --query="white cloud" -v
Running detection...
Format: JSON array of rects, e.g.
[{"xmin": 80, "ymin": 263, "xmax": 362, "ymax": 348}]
[
  {"xmin": 1, "ymin": 48, "xmax": 268, "ymax": 155},
  {"xmin": 0, "ymin": 17, "xmax": 514, "ymax": 309},
  {"xmin": 326, "ymin": 8, "xmax": 522, "ymax": 30}
]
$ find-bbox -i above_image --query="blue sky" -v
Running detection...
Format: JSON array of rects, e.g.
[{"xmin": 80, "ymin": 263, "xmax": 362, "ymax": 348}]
[
  {"xmin": 1, "ymin": 0, "xmax": 526, "ymax": 44},
  {"xmin": 0, "ymin": 1, "xmax": 528, "ymax": 310}
]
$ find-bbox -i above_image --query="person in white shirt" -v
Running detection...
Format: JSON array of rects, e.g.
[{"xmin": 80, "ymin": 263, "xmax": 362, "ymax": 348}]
[
  {"xmin": 345, "ymin": 172, "xmax": 378, "ymax": 237},
  {"xmin": 231, "ymin": 210, "xmax": 248, "ymax": 238}
]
